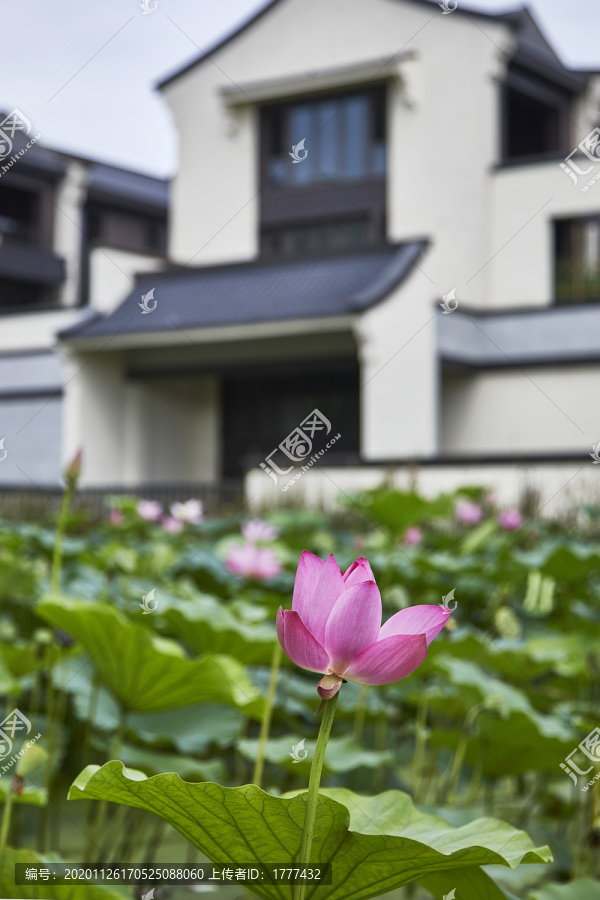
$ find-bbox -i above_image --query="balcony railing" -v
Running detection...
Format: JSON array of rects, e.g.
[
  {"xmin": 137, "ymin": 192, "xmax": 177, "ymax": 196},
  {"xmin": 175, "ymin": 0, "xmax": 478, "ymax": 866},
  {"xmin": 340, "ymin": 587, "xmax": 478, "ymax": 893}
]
[{"xmin": 555, "ymin": 260, "xmax": 600, "ymax": 304}]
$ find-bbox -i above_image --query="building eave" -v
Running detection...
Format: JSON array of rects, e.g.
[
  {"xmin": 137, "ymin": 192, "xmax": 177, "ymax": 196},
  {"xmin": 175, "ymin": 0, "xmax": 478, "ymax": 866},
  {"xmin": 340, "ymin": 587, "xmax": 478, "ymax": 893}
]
[{"xmin": 58, "ymin": 314, "xmax": 358, "ymax": 352}]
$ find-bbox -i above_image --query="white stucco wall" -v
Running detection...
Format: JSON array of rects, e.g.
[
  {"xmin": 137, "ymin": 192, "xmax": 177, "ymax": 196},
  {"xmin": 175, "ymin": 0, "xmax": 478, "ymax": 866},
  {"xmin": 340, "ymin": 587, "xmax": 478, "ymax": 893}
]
[
  {"xmin": 246, "ymin": 461, "xmax": 598, "ymax": 517},
  {"xmin": 441, "ymin": 366, "xmax": 599, "ymax": 455},
  {"xmin": 61, "ymin": 349, "xmax": 128, "ymax": 485},
  {"xmin": 355, "ymin": 261, "xmax": 438, "ymax": 458},
  {"xmin": 54, "ymin": 160, "xmax": 88, "ymax": 309},
  {"xmin": 62, "ymin": 347, "xmax": 222, "ymax": 487},
  {"xmin": 487, "ymin": 161, "xmax": 600, "ymax": 308},
  {"xmin": 122, "ymin": 376, "xmax": 220, "ymax": 485},
  {"xmin": 88, "ymin": 246, "xmax": 166, "ymax": 314}
]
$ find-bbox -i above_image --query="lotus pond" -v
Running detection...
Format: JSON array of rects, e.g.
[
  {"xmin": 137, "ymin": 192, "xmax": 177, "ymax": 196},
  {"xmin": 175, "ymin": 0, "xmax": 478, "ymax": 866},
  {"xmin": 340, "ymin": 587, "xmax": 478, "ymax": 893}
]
[{"xmin": 0, "ymin": 484, "xmax": 599, "ymax": 900}]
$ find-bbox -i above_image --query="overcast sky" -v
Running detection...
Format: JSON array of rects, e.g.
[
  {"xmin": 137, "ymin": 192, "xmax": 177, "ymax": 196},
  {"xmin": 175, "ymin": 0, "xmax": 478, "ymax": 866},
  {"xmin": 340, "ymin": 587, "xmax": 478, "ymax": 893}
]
[{"xmin": 4, "ymin": 0, "xmax": 600, "ymax": 178}]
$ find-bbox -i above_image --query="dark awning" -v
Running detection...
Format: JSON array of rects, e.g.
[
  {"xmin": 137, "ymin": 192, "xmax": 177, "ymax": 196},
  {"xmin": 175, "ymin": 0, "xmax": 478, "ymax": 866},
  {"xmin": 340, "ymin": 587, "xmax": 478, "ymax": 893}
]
[{"xmin": 60, "ymin": 241, "xmax": 427, "ymax": 342}]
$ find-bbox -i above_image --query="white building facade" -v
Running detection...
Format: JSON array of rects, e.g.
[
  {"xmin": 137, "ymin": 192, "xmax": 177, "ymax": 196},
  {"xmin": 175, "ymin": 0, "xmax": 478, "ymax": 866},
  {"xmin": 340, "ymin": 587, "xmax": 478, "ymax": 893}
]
[{"xmin": 5, "ymin": 0, "xmax": 600, "ymax": 511}]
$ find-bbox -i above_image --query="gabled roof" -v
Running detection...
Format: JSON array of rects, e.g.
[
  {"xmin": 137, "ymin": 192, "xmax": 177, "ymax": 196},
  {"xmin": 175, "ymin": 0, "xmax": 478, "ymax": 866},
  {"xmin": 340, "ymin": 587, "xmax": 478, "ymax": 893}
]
[
  {"xmin": 157, "ymin": 0, "xmax": 586, "ymax": 93},
  {"xmin": 60, "ymin": 241, "xmax": 427, "ymax": 342}
]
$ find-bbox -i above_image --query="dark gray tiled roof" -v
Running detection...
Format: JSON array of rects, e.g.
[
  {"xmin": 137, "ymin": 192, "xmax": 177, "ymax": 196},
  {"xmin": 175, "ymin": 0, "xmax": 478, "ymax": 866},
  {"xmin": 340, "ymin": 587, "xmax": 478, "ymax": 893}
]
[
  {"xmin": 61, "ymin": 241, "xmax": 427, "ymax": 341},
  {"xmin": 87, "ymin": 163, "xmax": 169, "ymax": 210}
]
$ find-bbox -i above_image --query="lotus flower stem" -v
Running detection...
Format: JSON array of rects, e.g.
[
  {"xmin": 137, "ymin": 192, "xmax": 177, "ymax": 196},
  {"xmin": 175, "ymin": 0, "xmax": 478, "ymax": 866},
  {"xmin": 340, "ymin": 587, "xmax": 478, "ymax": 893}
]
[
  {"xmin": 0, "ymin": 782, "xmax": 14, "ymax": 857},
  {"xmin": 252, "ymin": 641, "xmax": 282, "ymax": 788},
  {"xmin": 51, "ymin": 453, "xmax": 80, "ymax": 594},
  {"xmin": 295, "ymin": 692, "xmax": 339, "ymax": 900}
]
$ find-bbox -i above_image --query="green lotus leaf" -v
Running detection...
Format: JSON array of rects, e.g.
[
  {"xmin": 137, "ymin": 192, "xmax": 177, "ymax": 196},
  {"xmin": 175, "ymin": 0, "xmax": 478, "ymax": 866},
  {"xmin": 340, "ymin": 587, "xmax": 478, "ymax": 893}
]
[
  {"xmin": 527, "ymin": 880, "xmax": 600, "ymax": 900},
  {"xmin": 36, "ymin": 597, "xmax": 263, "ymax": 717},
  {"xmin": 112, "ymin": 741, "xmax": 226, "ymax": 782},
  {"xmin": 158, "ymin": 592, "xmax": 277, "ymax": 664},
  {"xmin": 69, "ymin": 762, "xmax": 551, "ymax": 900}
]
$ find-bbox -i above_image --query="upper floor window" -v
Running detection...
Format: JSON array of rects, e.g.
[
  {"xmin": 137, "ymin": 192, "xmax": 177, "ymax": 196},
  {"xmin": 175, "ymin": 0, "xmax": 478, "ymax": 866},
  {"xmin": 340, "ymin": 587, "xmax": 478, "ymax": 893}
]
[
  {"xmin": 0, "ymin": 185, "xmax": 39, "ymax": 243},
  {"xmin": 87, "ymin": 204, "xmax": 166, "ymax": 255},
  {"xmin": 262, "ymin": 87, "xmax": 386, "ymax": 189},
  {"xmin": 502, "ymin": 65, "xmax": 570, "ymax": 162},
  {"xmin": 555, "ymin": 216, "xmax": 600, "ymax": 304}
]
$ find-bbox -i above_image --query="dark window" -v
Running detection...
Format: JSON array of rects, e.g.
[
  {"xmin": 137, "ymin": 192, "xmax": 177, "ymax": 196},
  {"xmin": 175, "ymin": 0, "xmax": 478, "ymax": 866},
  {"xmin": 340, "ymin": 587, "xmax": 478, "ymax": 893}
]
[
  {"xmin": 502, "ymin": 66, "xmax": 570, "ymax": 161},
  {"xmin": 505, "ymin": 88, "xmax": 562, "ymax": 158},
  {"xmin": 0, "ymin": 279, "xmax": 52, "ymax": 312},
  {"xmin": 260, "ymin": 87, "xmax": 387, "ymax": 257},
  {"xmin": 0, "ymin": 186, "xmax": 39, "ymax": 242},
  {"xmin": 86, "ymin": 204, "xmax": 166, "ymax": 255},
  {"xmin": 555, "ymin": 217, "xmax": 600, "ymax": 304},
  {"xmin": 222, "ymin": 364, "xmax": 360, "ymax": 477},
  {"xmin": 261, "ymin": 218, "xmax": 380, "ymax": 258},
  {"xmin": 262, "ymin": 87, "xmax": 386, "ymax": 188}
]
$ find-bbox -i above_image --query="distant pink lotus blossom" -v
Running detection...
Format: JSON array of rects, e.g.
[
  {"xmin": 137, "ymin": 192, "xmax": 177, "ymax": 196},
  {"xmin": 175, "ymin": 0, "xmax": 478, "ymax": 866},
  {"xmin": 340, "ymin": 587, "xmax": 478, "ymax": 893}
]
[
  {"xmin": 455, "ymin": 500, "xmax": 483, "ymax": 525},
  {"xmin": 162, "ymin": 516, "xmax": 183, "ymax": 533},
  {"xmin": 170, "ymin": 499, "xmax": 203, "ymax": 524},
  {"xmin": 241, "ymin": 518, "xmax": 279, "ymax": 543},
  {"xmin": 498, "ymin": 508, "xmax": 523, "ymax": 530},
  {"xmin": 277, "ymin": 552, "xmax": 451, "ymax": 700},
  {"xmin": 137, "ymin": 499, "xmax": 163, "ymax": 522},
  {"xmin": 109, "ymin": 509, "xmax": 123, "ymax": 526},
  {"xmin": 225, "ymin": 543, "xmax": 282, "ymax": 580},
  {"xmin": 403, "ymin": 527, "xmax": 422, "ymax": 546}
]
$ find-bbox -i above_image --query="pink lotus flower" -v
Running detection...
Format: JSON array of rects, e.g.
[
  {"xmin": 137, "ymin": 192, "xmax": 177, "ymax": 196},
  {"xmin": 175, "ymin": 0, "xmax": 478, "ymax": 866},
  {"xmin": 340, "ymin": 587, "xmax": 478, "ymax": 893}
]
[
  {"xmin": 170, "ymin": 499, "xmax": 203, "ymax": 524},
  {"xmin": 225, "ymin": 542, "xmax": 282, "ymax": 580},
  {"xmin": 498, "ymin": 508, "xmax": 523, "ymax": 530},
  {"xmin": 241, "ymin": 518, "xmax": 279, "ymax": 543},
  {"xmin": 403, "ymin": 526, "xmax": 422, "ymax": 546},
  {"xmin": 162, "ymin": 516, "xmax": 183, "ymax": 533},
  {"xmin": 137, "ymin": 499, "xmax": 163, "ymax": 522},
  {"xmin": 109, "ymin": 509, "xmax": 123, "ymax": 526},
  {"xmin": 455, "ymin": 500, "xmax": 483, "ymax": 525},
  {"xmin": 277, "ymin": 552, "xmax": 451, "ymax": 699}
]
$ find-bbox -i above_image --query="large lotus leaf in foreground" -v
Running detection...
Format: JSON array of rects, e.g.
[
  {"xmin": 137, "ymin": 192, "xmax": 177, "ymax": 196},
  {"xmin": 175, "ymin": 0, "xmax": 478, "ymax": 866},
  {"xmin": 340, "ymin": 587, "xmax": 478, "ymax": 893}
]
[
  {"xmin": 37, "ymin": 597, "xmax": 263, "ymax": 717},
  {"xmin": 69, "ymin": 761, "xmax": 551, "ymax": 900}
]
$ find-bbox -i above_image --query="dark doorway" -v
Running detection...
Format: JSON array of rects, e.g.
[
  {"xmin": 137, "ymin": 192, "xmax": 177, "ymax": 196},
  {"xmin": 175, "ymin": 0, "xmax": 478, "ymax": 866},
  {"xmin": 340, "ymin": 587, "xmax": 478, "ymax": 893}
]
[{"xmin": 222, "ymin": 360, "xmax": 360, "ymax": 477}]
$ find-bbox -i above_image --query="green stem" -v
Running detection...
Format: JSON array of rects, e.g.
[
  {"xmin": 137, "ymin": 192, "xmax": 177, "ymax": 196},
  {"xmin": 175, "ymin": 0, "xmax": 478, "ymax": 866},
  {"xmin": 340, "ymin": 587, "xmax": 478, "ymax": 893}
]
[
  {"xmin": 294, "ymin": 692, "xmax": 339, "ymax": 900},
  {"xmin": 88, "ymin": 708, "xmax": 127, "ymax": 863},
  {"xmin": 51, "ymin": 480, "xmax": 75, "ymax": 594},
  {"xmin": 0, "ymin": 786, "xmax": 14, "ymax": 856},
  {"xmin": 252, "ymin": 642, "xmax": 282, "ymax": 788}
]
